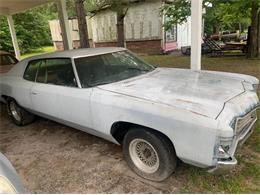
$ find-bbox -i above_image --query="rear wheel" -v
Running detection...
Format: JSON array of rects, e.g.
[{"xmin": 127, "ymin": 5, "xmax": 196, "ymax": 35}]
[
  {"xmin": 123, "ymin": 128, "xmax": 177, "ymax": 181},
  {"xmin": 7, "ymin": 99, "xmax": 35, "ymax": 126}
]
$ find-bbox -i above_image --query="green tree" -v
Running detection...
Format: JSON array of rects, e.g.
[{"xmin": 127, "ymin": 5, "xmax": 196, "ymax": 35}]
[{"xmin": 0, "ymin": 5, "xmax": 54, "ymax": 54}]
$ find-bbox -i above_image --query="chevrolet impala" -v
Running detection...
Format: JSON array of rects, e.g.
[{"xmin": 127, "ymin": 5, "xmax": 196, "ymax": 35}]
[{"xmin": 0, "ymin": 48, "xmax": 259, "ymax": 181}]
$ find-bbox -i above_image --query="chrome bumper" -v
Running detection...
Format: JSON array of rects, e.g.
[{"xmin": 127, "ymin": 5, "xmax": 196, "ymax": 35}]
[
  {"xmin": 208, "ymin": 108, "xmax": 258, "ymax": 174},
  {"xmin": 208, "ymin": 157, "xmax": 237, "ymax": 174}
]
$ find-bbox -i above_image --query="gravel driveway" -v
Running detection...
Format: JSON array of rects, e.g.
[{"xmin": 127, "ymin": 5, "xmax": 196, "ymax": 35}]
[{"xmin": 0, "ymin": 102, "xmax": 195, "ymax": 193}]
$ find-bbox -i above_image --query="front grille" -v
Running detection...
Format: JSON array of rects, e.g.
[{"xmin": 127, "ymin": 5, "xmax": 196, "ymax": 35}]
[{"xmin": 235, "ymin": 110, "xmax": 257, "ymax": 135}]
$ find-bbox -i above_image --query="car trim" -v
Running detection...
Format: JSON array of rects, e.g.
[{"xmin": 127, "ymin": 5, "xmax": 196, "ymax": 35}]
[
  {"xmin": 72, "ymin": 49, "xmax": 126, "ymax": 59},
  {"xmin": 26, "ymin": 107, "xmax": 118, "ymax": 144},
  {"xmin": 71, "ymin": 57, "xmax": 82, "ymax": 88},
  {"xmin": 208, "ymin": 106, "xmax": 259, "ymax": 173}
]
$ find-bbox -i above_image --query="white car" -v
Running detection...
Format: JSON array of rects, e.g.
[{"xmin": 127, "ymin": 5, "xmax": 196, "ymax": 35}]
[
  {"xmin": 0, "ymin": 48, "xmax": 259, "ymax": 181},
  {"xmin": 0, "ymin": 153, "xmax": 26, "ymax": 193}
]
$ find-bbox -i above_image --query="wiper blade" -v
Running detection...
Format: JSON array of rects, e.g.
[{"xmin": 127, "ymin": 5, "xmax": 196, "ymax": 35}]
[
  {"xmin": 126, "ymin": 67, "xmax": 150, "ymax": 72},
  {"xmin": 89, "ymin": 81, "xmax": 111, "ymax": 87}
]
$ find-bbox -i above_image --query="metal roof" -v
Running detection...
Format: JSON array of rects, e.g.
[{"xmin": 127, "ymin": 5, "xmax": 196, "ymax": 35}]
[
  {"xmin": 0, "ymin": 0, "xmax": 53, "ymax": 15},
  {"xmin": 23, "ymin": 47, "xmax": 127, "ymax": 61}
]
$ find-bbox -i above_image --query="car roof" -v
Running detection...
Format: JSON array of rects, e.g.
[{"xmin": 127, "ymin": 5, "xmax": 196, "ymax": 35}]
[{"xmin": 25, "ymin": 47, "xmax": 126, "ymax": 61}]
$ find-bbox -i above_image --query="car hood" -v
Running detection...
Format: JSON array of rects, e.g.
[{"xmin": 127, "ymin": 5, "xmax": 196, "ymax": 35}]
[{"xmin": 99, "ymin": 68, "xmax": 246, "ymax": 118}]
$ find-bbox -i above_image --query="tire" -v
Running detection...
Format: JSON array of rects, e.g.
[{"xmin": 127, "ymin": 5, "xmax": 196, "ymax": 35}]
[
  {"xmin": 185, "ymin": 48, "xmax": 191, "ymax": 56},
  {"xmin": 123, "ymin": 128, "xmax": 177, "ymax": 181},
  {"xmin": 7, "ymin": 99, "xmax": 35, "ymax": 126}
]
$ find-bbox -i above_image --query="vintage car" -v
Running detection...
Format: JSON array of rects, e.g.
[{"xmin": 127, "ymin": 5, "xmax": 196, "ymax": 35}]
[
  {"xmin": 0, "ymin": 152, "xmax": 26, "ymax": 193},
  {"xmin": 0, "ymin": 48, "xmax": 259, "ymax": 181},
  {"xmin": 0, "ymin": 51, "xmax": 19, "ymax": 74}
]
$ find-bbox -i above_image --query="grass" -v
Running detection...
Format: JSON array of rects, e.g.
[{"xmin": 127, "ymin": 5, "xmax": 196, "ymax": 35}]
[
  {"xmin": 21, "ymin": 46, "xmax": 55, "ymax": 59},
  {"xmin": 142, "ymin": 54, "xmax": 260, "ymax": 193}
]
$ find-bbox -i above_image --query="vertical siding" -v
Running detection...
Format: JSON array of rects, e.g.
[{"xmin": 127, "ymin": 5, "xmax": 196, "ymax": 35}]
[
  {"xmin": 48, "ymin": 1, "xmax": 192, "ymax": 51},
  {"xmin": 177, "ymin": 16, "xmax": 192, "ymax": 48},
  {"xmin": 48, "ymin": 16, "xmax": 93, "ymax": 42},
  {"xmin": 92, "ymin": 1, "xmax": 162, "ymax": 42}
]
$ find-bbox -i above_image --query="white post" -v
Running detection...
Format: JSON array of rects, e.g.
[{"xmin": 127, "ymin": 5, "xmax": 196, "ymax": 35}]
[
  {"xmin": 6, "ymin": 15, "xmax": 21, "ymax": 60},
  {"xmin": 57, "ymin": 0, "xmax": 73, "ymax": 50},
  {"xmin": 191, "ymin": 0, "xmax": 203, "ymax": 70}
]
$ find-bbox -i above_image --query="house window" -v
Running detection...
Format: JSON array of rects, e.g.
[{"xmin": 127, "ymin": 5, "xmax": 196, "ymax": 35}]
[{"xmin": 166, "ymin": 25, "xmax": 177, "ymax": 42}]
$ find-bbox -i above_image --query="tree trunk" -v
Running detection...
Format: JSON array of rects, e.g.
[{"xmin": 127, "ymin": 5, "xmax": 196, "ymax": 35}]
[
  {"xmin": 75, "ymin": 0, "xmax": 90, "ymax": 48},
  {"xmin": 116, "ymin": 13, "xmax": 125, "ymax": 47},
  {"xmin": 212, "ymin": 24, "xmax": 220, "ymax": 34},
  {"xmin": 247, "ymin": 0, "xmax": 259, "ymax": 58}
]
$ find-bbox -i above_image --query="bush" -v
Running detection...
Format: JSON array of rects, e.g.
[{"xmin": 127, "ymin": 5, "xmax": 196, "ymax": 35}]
[{"xmin": 0, "ymin": 11, "xmax": 52, "ymax": 54}]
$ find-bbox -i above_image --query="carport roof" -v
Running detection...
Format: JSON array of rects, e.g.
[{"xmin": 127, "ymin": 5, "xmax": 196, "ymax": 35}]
[{"xmin": 0, "ymin": 0, "xmax": 54, "ymax": 15}]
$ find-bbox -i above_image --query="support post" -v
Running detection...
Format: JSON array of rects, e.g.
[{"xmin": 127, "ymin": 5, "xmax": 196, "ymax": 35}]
[
  {"xmin": 6, "ymin": 15, "xmax": 21, "ymax": 60},
  {"xmin": 191, "ymin": 0, "xmax": 203, "ymax": 70},
  {"xmin": 56, "ymin": 0, "xmax": 73, "ymax": 50}
]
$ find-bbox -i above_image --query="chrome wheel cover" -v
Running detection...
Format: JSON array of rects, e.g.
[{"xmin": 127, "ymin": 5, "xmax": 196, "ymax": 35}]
[
  {"xmin": 9, "ymin": 101, "xmax": 21, "ymax": 122},
  {"xmin": 129, "ymin": 138, "xmax": 159, "ymax": 173}
]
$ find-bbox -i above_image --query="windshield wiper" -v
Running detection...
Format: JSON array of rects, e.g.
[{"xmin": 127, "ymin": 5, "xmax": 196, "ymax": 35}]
[
  {"xmin": 126, "ymin": 67, "xmax": 150, "ymax": 72},
  {"xmin": 88, "ymin": 81, "xmax": 111, "ymax": 87}
]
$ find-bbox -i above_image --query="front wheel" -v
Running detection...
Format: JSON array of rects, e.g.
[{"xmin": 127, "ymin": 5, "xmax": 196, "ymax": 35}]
[
  {"xmin": 7, "ymin": 99, "xmax": 35, "ymax": 126},
  {"xmin": 123, "ymin": 128, "xmax": 177, "ymax": 181}
]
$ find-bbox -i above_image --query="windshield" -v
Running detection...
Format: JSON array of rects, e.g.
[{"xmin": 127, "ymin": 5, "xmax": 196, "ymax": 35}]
[{"xmin": 74, "ymin": 51, "xmax": 155, "ymax": 88}]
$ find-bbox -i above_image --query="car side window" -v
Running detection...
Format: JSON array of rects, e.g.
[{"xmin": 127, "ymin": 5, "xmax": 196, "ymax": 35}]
[
  {"xmin": 24, "ymin": 60, "xmax": 41, "ymax": 81},
  {"xmin": 36, "ymin": 58, "xmax": 77, "ymax": 87},
  {"xmin": 36, "ymin": 60, "xmax": 47, "ymax": 83}
]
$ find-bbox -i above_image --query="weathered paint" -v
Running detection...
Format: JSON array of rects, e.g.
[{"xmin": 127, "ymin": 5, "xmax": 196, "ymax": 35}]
[
  {"xmin": 100, "ymin": 68, "xmax": 251, "ymax": 119},
  {"xmin": 0, "ymin": 48, "xmax": 259, "ymax": 169},
  {"xmin": 49, "ymin": 17, "xmax": 93, "ymax": 42},
  {"xmin": 92, "ymin": 1, "xmax": 162, "ymax": 42}
]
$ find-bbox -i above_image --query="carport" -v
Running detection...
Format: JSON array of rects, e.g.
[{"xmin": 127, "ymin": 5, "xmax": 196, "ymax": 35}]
[
  {"xmin": 0, "ymin": 0, "xmax": 73, "ymax": 60},
  {"xmin": 0, "ymin": 0, "xmax": 203, "ymax": 68}
]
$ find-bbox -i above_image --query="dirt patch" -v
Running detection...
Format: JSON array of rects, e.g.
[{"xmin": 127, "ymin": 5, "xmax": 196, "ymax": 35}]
[{"xmin": 0, "ymin": 103, "xmax": 187, "ymax": 193}]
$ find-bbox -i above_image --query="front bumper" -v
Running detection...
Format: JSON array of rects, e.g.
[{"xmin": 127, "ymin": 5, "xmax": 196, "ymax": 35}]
[
  {"xmin": 208, "ymin": 108, "xmax": 258, "ymax": 174},
  {"xmin": 208, "ymin": 156, "xmax": 237, "ymax": 174}
]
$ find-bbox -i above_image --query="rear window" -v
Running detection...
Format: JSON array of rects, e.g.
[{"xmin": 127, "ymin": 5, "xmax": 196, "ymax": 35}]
[{"xmin": 0, "ymin": 54, "xmax": 18, "ymax": 66}]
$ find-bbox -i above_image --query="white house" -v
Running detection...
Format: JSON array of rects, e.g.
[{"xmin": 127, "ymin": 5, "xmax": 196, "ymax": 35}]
[{"xmin": 49, "ymin": 0, "xmax": 192, "ymax": 54}]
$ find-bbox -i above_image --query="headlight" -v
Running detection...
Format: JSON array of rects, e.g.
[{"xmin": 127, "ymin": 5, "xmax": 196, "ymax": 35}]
[
  {"xmin": 215, "ymin": 137, "xmax": 233, "ymax": 159},
  {"xmin": 243, "ymin": 82, "xmax": 258, "ymax": 92},
  {"xmin": 0, "ymin": 176, "xmax": 17, "ymax": 194},
  {"xmin": 253, "ymin": 84, "xmax": 259, "ymax": 92}
]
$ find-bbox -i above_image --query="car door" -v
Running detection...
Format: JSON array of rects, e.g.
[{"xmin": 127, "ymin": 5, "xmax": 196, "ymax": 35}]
[
  {"xmin": 31, "ymin": 58, "xmax": 93, "ymax": 128},
  {"xmin": 54, "ymin": 58, "xmax": 93, "ymax": 129},
  {"xmin": 30, "ymin": 59, "xmax": 60, "ymax": 118}
]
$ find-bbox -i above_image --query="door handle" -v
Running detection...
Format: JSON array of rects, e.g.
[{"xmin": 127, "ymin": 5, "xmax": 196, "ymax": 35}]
[{"xmin": 31, "ymin": 91, "xmax": 38, "ymax": 95}]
